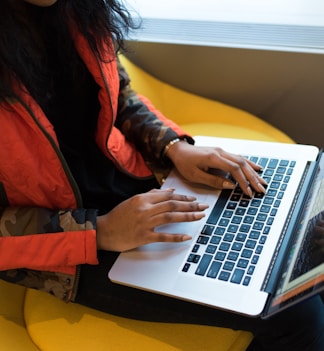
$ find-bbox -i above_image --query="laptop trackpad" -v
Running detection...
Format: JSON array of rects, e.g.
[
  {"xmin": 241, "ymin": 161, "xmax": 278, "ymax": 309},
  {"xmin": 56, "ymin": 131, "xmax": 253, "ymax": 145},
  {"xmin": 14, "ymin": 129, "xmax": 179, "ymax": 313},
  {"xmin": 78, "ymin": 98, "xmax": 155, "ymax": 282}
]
[{"xmin": 174, "ymin": 274, "xmax": 267, "ymax": 316}]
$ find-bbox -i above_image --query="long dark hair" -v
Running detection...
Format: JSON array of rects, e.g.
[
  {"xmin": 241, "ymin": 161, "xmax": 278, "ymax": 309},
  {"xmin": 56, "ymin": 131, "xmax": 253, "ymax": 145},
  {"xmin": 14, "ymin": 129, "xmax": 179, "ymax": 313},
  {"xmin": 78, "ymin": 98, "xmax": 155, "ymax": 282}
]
[{"xmin": 0, "ymin": 0, "xmax": 138, "ymax": 102}]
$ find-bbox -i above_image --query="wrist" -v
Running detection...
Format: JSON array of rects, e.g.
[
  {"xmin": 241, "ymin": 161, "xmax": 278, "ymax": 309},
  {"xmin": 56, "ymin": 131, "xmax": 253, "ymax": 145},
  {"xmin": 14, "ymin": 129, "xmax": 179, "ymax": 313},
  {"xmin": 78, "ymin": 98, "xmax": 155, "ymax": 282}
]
[
  {"xmin": 163, "ymin": 138, "xmax": 188, "ymax": 162},
  {"xmin": 163, "ymin": 138, "xmax": 181, "ymax": 158}
]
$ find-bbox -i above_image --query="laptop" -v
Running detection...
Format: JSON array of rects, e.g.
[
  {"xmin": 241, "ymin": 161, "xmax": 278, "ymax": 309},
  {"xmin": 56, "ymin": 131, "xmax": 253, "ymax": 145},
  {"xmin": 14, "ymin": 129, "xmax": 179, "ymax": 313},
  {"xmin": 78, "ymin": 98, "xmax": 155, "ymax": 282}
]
[{"xmin": 109, "ymin": 136, "xmax": 324, "ymax": 318}]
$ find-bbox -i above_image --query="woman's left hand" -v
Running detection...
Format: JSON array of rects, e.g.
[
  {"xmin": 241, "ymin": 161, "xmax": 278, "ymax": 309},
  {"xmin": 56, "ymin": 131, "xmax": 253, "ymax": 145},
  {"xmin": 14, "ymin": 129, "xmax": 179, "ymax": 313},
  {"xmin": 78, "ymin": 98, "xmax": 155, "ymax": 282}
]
[{"xmin": 166, "ymin": 140, "xmax": 267, "ymax": 197}]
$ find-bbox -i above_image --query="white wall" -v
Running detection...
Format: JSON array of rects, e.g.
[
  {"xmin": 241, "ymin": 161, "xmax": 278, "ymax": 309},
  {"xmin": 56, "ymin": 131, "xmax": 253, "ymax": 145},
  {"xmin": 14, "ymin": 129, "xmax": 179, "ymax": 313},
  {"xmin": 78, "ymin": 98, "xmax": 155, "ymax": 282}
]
[{"xmin": 125, "ymin": 0, "xmax": 324, "ymax": 53}]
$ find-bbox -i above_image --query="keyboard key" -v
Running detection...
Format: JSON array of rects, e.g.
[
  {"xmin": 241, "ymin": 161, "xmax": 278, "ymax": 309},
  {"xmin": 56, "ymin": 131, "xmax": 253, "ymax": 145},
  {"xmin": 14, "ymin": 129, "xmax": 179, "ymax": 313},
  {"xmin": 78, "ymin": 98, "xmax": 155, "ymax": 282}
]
[
  {"xmin": 251, "ymin": 255, "xmax": 259, "ymax": 264},
  {"xmin": 219, "ymin": 218, "xmax": 230, "ymax": 226},
  {"xmin": 280, "ymin": 183, "xmax": 287, "ymax": 191},
  {"xmin": 206, "ymin": 189, "xmax": 232, "ymax": 225},
  {"xmin": 192, "ymin": 244, "xmax": 200, "ymax": 253},
  {"xmin": 241, "ymin": 249, "xmax": 253, "ymax": 258},
  {"xmin": 256, "ymin": 213, "xmax": 267, "ymax": 222},
  {"xmin": 219, "ymin": 271, "xmax": 231, "ymax": 281},
  {"xmin": 207, "ymin": 261, "xmax": 222, "ymax": 278},
  {"xmin": 277, "ymin": 167, "xmax": 286, "ymax": 174},
  {"xmin": 227, "ymin": 251, "xmax": 239, "ymax": 261},
  {"xmin": 230, "ymin": 194, "xmax": 241, "ymax": 202},
  {"xmin": 231, "ymin": 269, "xmax": 245, "ymax": 284},
  {"xmin": 237, "ymin": 259, "xmax": 249, "ymax": 268},
  {"xmin": 247, "ymin": 207, "xmax": 258, "ymax": 215},
  {"xmin": 279, "ymin": 160, "xmax": 289, "ymax": 167},
  {"xmin": 267, "ymin": 189, "xmax": 277, "ymax": 197},
  {"xmin": 258, "ymin": 158, "xmax": 269, "ymax": 168},
  {"xmin": 232, "ymin": 242, "xmax": 244, "ymax": 251},
  {"xmin": 253, "ymin": 222, "xmax": 264, "ymax": 231},
  {"xmin": 195, "ymin": 254, "xmax": 213, "ymax": 276},
  {"xmin": 260, "ymin": 205, "xmax": 271, "ymax": 213},
  {"xmin": 247, "ymin": 265, "xmax": 255, "ymax": 275},
  {"xmin": 270, "ymin": 181, "xmax": 280, "ymax": 189},
  {"xmin": 273, "ymin": 174, "xmax": 283, "ymax": 181},
  {"xmin": 249, "ymin": 231, "xmax": 261, "ymax": 240},
  {"xmin": 197, "ymin": 236, "xmax": 209, "ymax": 245},
  {"xmin": 240, "ymin": 224, "xmax": 251, "ymax": 233},
  {"xmin": 215, "ymin": 227, "xmax": 225, "ymax": 235},
  {"xmin": 201, "ymin": 225, "xmax": 214, "ymax": 235},
  {"xmin": 215, "ymin": 252, "xmax": 226, "ymax": 261},
  {"xmin": 263, "ymin": 197, "xmax": 274, "ymax": 205},
  {"xmin": 210, "ymin": 235, "xmax": 221, "ymax": 245},
  {"xmin": 224, "ymin": 233, "xmax": 235, "ymax": 242},
  {"xmin": 228, "ymin": 224, "xmax": 239, "ymax": 233},
  {"xmin": 231, "ymin": 216, "xmax": 242, "ymax": 224},
  {"xmin": 250, "ymin": 199, "xmax": 261, "ymax": 207},
  {"xmin": 243, "ymin": 216, "xmax": 254, "ymax": 224},
  {"xmin": 243, "ymin": 276, "xmax": 251, "ymax": 286},
  {"xmin": 219, "ymin": 242, "xmax": 231, "ymax": 251},
  {"xmin": 235, "ymin": 207, "xmax": 246, "ymax": 216},
  {"xmin": 206, "ymin": 245, "xmax": 217, "ymax": 254},
  {"xmin": 236, "ymin": 233, "xmax": 247, "ymax": 242},
  {"xmin": 245, "ymin": 240, "xmax": 257, "ymax": 249},
  {"xmin": 224, "ymin": 261, "xmax": 235, "ymax": 271},
  {"xmin": 239, "ymin": 199, "xmax": 249, "ymax": 207},
  {"xmin": 227, "ymin": 202, "xmax": 237, "ymax": 210},
  {"xmin": 223, "ymin": 210, "xmax": 234, "ymax": 218},
  {"xmin": 268, "ymin": 159, "xmax": 279, "ymax": 169},
  {"xmin": 182, "ymin": 263, "xmax": 190, "ymax": 272},
  {"xmin": 256, "ymin": 245, "xmax": 263, "ymax": 254},
  {"xmin": 259, "ymin": 236, "xmax": 267, "ymax": 244}
]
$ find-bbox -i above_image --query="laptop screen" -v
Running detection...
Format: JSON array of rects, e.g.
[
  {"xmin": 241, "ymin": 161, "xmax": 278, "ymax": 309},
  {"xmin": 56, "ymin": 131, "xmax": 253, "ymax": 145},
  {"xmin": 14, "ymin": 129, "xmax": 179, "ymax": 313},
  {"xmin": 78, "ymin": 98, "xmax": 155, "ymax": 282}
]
[{"xmin": 266, "ymin": 156, "xmax": 324, "ymax": 316}]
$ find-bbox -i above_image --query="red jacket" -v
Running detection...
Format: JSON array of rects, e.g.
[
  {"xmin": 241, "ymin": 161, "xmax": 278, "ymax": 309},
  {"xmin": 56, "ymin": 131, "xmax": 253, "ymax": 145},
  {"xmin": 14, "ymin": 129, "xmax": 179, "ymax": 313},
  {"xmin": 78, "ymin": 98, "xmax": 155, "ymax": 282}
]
[{"xmin": 0, "ymin": 32, "xmax": 190, "ymax": 301}]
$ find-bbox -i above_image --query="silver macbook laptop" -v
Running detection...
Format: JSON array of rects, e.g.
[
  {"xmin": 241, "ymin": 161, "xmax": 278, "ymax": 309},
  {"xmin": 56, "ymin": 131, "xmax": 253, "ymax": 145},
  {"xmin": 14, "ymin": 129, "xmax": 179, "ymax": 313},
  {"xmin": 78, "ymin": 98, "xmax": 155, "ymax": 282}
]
[{"xmin": 109, "ymin": 136, "xmax": 324, "ymax": 318}]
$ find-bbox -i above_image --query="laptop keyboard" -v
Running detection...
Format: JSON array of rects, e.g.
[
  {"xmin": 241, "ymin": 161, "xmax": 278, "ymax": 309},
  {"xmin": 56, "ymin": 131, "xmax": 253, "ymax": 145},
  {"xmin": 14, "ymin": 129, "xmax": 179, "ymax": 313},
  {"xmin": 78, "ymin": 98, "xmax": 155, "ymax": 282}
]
[{"xmin": 182, "ymin": 156, "xmax": 296, "ymax": 286}]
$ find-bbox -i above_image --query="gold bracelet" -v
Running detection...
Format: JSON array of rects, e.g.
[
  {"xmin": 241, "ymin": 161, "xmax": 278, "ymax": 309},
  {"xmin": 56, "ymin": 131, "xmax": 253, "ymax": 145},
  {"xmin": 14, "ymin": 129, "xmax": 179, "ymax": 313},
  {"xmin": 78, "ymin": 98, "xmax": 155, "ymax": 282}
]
[{"xmin": 163, "ymin": 138, "xmax": 181, "ymax": 158}]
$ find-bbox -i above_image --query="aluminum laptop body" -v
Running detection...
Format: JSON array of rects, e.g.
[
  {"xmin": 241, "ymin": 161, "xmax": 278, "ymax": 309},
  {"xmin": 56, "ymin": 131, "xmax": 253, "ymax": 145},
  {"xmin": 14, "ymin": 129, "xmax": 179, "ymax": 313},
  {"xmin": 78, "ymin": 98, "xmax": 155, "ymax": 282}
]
[{"xmin": 109, "ymin": 136, "xmax": 324, "ymax": 318}]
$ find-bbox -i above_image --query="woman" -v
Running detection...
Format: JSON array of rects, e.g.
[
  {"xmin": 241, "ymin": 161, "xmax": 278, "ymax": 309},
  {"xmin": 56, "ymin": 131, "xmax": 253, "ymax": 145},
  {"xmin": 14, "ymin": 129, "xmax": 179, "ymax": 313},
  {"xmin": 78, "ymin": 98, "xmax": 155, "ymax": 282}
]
[{"xmin": 0, "ymin": 1, "xmax": 323, "ymax": 350}]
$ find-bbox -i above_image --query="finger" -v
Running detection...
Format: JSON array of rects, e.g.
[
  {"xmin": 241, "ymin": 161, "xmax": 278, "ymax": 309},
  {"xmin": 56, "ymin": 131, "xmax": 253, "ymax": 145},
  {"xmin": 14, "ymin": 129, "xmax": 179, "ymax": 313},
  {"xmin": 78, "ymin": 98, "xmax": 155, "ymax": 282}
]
[
  {"xmin": 149, "ymin": 231, "xmax": 192, "ymax": 243},
  {"xmin": 218, "ymin": 155, "xmax": 267, "ymax": 195},
  {"xmin": 201, "ymin": 152, "xmax": 266, "ymax": 195},
  {"xmin": 146, "ymin": 189, "xmax": 198, "ymax": 204},
  {"xmin": 150, "ymin": 210, "xmax": 206, "ymax": 228},
  {"xmin": 151, "ymin": 199, "xmax": 209, "ymax": 217},
  {"xmin": 189, "ymin": 168, "xmax": 236, "ymax": 190}
]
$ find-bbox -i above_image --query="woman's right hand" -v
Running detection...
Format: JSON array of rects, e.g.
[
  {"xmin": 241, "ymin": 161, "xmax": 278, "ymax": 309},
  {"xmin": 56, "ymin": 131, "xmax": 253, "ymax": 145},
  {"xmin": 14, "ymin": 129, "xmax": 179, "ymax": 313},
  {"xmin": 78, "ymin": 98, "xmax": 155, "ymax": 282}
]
[{"xmin": 96, "ymin": 188, "xmax": 209, "ymax": 252}]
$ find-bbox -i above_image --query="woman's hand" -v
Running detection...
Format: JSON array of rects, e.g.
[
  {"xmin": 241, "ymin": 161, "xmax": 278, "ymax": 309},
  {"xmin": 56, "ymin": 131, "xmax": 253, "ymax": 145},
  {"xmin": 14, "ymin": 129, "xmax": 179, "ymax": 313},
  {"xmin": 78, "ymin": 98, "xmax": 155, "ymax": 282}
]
[
  {"xmin": 166, "ymin": 141, "xmax": 267, "ymax": 197},
  {"xmin": 96, "ymin": 189, "xmax": 208, "ymax": 252}
]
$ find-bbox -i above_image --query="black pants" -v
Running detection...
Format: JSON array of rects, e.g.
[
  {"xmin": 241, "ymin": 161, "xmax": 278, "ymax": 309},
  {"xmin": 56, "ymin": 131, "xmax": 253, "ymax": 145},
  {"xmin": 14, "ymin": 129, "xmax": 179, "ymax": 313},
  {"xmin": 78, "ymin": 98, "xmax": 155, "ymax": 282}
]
[{"xmin": 75, "ymin": 251, "xmax": 324, "ymax": 351}]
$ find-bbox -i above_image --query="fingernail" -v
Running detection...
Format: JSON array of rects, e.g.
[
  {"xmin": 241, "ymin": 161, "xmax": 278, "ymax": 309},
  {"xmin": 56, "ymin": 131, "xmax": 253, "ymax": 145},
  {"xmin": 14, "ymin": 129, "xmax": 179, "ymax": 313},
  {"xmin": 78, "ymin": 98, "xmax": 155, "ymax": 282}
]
[
  {"xmin": 198, "ymin": 203, "xmax": 209, "ymax": 210},
  {"xmin": 165, "ymin": 188, "xmax": 175, "ymax": 192},
  {"xmin": 258, "ymin": 183, "xmax": 267, "ymax": 194},
  {"xmin": 223, "ymin": 180, "xmax": 235, "ymax": 189},
  {"xmin": 182, "ymin": 235, "xmax": 192, "ymax": 241},
  {"xmin": 247, "ymin": 186, "xmax": 253, "ymax": 198}
]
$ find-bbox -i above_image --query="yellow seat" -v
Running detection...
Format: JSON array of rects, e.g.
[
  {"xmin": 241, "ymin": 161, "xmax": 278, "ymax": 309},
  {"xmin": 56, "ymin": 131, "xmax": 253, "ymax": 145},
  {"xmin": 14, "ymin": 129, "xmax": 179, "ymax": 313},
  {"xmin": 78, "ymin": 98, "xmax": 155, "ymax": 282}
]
[{"xmin": 0, "ymin": 56, "xmax": 293, "ymax": 351}]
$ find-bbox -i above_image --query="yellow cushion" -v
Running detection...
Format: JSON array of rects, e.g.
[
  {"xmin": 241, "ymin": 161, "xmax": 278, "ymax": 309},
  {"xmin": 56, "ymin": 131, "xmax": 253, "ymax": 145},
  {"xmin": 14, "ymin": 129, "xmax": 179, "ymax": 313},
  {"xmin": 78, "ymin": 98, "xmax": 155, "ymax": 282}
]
[
  {"xmin": 0, "ymin": 280, "xmax": 38, "ymax": 351},
  {"xmin": 24, "ymin": 289, "xmax": 252, "ymax": 351}
]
